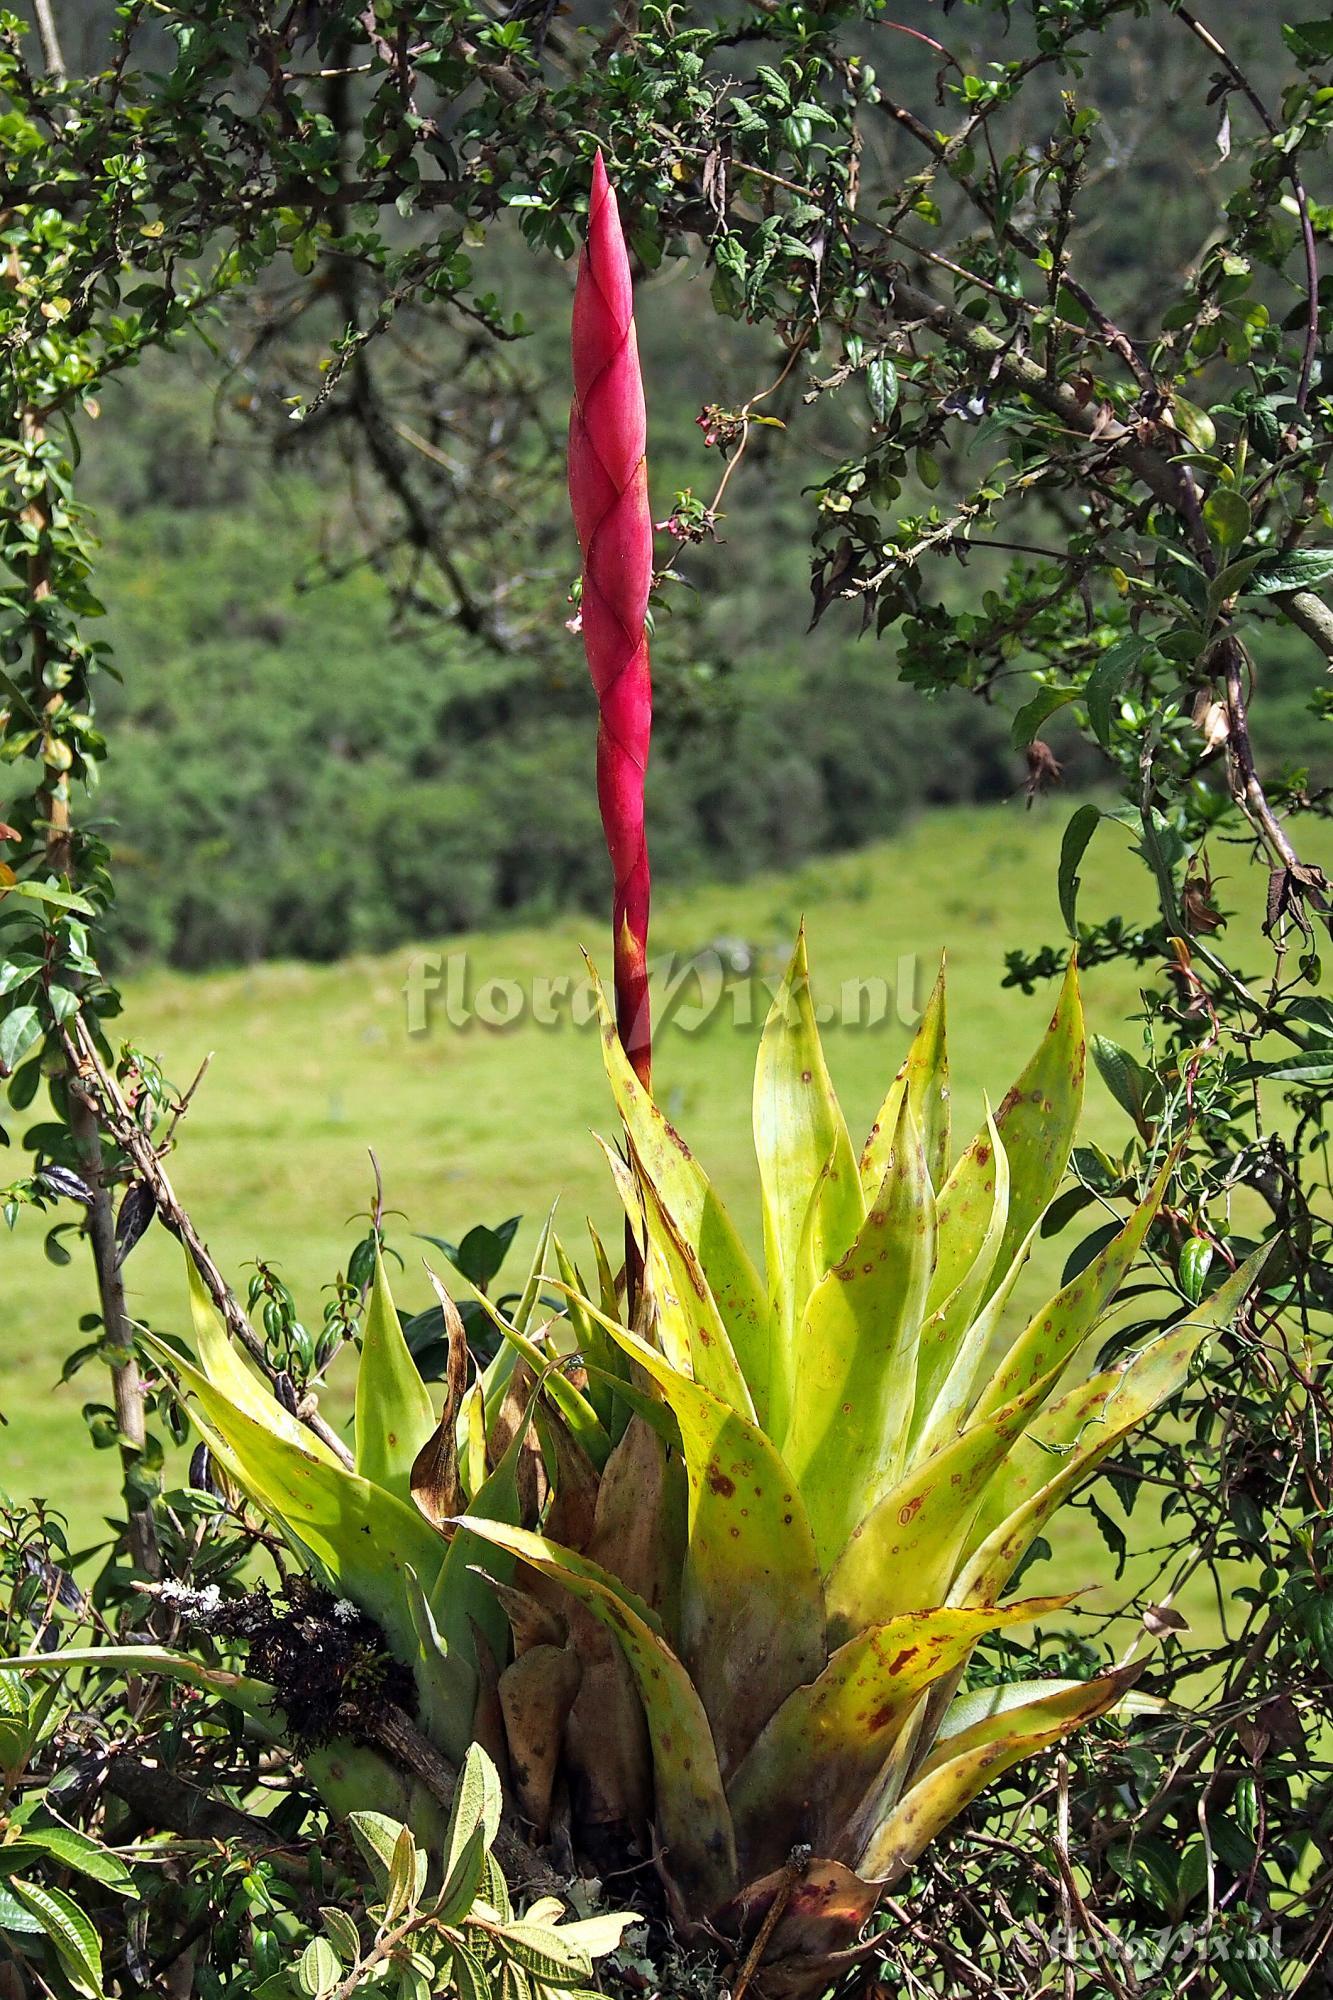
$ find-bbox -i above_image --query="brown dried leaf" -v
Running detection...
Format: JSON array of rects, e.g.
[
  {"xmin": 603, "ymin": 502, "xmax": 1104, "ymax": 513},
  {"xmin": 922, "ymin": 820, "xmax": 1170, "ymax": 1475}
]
[
  {"xmin": 409, "ymin": 1270, "xmax": 470, "ymax": 1528},
  {"xmin": 498, "ymin": 1641, "xmax": 583, "ymax": 1839}
]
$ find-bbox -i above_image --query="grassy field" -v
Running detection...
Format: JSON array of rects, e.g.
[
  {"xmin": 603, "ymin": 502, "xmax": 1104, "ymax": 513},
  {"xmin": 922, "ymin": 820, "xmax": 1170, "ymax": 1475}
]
[{"xmin": 0, "ymin": 798, "xmax": 1307, "ymax": 1646}]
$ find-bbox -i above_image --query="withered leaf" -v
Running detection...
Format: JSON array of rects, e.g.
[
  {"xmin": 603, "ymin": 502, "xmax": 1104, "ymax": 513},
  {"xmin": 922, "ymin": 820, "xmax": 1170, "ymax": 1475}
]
[
  {"xmin": 498, "ymin": 1641, "xmax": 582, "ymax": 1839},
  {"xmin": 411, "ymin": 1267, "xmax": 471, "ymax": 1529},
  {"xmin": 113, "ymin": 1180, "xmax": 157, "ymax": 1268}
]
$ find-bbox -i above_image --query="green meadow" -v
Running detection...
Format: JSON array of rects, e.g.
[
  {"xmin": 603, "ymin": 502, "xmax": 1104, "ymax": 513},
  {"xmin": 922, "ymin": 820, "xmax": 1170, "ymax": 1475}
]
[{"xmin": 1, "ymin": 798, "xmax": 1314, "ymax": 1650}]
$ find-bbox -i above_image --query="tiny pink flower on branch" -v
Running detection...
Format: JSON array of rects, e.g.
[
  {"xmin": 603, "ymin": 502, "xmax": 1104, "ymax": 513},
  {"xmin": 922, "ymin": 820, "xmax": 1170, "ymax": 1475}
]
[{"xmin": 569, "ymin": 151, "xmax": 653, "ymax": 1089}]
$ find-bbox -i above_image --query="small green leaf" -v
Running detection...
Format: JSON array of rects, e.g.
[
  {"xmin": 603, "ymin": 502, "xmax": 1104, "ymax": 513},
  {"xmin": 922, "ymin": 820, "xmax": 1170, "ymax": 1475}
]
[
  {"xmin": 296, "ymin": 1936, "xmax": 342, "ymax": 1998},
  {"xmin": 495, "ymin": 1922, "xmax": 593, "ymax": 1984},
  {"xmin": 0, "ymin": 1004, "xmax": 41, "ymax": 1072},
  {"xmin": 865, "ymin": 355, "xmax": 898, "ymax": 426},
  {"xmin": 1058, "ymin": 805, "xmax": 1100, "ymax": 936},
  {"xmin": 1202, "ymin": 485, "xmax": 1251, "ymax": 551},
  {"xmin": 9, "ymin": 1878, "xmax": 104, "ymax": 1996},
  {"xmin": 1085, "ymin": 636, "xmax": 1145, "ymax": 747},
  {"xmin": 346, "ymin": 1810, "xmax": 405, "ymax": 1888},
  {"xmin": 1011, "ymin": 686, "xmax": 1075, "ymax": 749},
  {"xmin": 1171, "ymin": 394, "xmax": 1215, "ymax": 451},
  {"xmin": 319, "ymin": 1908, "xmax": 361, "ymax": 1964}
]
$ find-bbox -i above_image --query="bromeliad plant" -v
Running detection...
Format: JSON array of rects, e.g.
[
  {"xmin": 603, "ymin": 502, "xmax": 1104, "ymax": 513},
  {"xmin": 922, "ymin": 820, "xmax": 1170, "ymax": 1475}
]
[
  {"xmin": 0, "ymin": 156, "xmax": 1270, "ymax": 1996},
  {"xmin": 2, "ymin": 939, "xmax": 1265, "ymax": 1990}
]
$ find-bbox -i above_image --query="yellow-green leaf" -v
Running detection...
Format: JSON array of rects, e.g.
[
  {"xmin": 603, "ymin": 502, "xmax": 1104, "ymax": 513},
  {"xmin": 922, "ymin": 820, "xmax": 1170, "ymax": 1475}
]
[
  {"xmin": 970, "ymin": 1151, "xmax": 1175, "ymax": 1423},
  {"xmin": 626, "ymin": 1139, "xmax": 756, "ymax": 1420},
  {"xmin": 953, "ymin": 1247, "xmax": 1269, "ymax": 1607},
  {"xmin": 144, "ymin": 1333, "xmax": 448, "ymax": 1676},
  {"xmin": 754, "ymin": 927, "xmax": 864, "ymax": 1439},
  {"xmin": 186, "ymin": 1256, "xmax": 341, "ymax": 1468},
  {"xmin": 859, "ymin": 961, "xmax": 949, "ymax": 1196},
  {"xmin": 907, "ymin": 1113, "xmax": 1009, "ymax": 1456},
  {"xmin": 563, "ymin": 1300, "xmax": 826, "ymax": 1773},
  {"xmin": 727, "ymin": 1596, "xmax": 1072, "ymax": 1874},
  {"xmin": 858, "ymin": 1663, "xmax": 1142, "ymax": 1883},
  {"xmin": 355, "ymin": 1249, "xmax": 436, "ymax": 1501},
  {"xmin": 824, "ymin": 1375, "xmax": 1054, "ymax": 1637},
  {"xmin": 990, "ymin": 957, "xmax": 1085, "ymax": 1288},
  {"xmin": 781, "ymin": 1094, "xmax": 935, "ymax": 1565},
  {"xmin": 589, "ymin": 959, "xmax": 770, "ymax": 1420},
  {"xmin": 455, "ymin": 1517, "xmax": 738, "ymax": 1914}
]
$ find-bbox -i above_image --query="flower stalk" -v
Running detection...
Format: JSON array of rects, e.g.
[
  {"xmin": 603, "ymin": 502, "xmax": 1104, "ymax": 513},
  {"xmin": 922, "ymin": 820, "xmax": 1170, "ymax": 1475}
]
[{"xmin": 569, "ymin": 151, "xmax": 653, "ymax": 1088}]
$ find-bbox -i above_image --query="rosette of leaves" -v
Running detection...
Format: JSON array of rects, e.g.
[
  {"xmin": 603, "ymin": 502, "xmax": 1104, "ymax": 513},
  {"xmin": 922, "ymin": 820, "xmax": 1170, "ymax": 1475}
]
[{"xmin": 453, "ymin": 934, "xmax": 1267, "ymax": 1984}]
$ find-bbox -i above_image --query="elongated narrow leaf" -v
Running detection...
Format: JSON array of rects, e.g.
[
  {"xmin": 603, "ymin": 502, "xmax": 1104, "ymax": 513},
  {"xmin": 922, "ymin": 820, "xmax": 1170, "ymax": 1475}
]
[
  {"xmin": 990, "ymin": 957, "xmax": 1085, "ymax": 1287},
  {"xmin": 186, "ymin": 1257, "xmax": 341, "ymax": 1468},
  {"xmin": 970, "ymin": 1152, "xmax": 1175, "ymax": 1423},
  {"xmin": 557, "ymin": 1294, "xmax": 825, "ymax": 1772},
  {"xmin": 9, "ymin": 1877, "xmax": 103, "ymax": 1996},
  {"xmin": 932, "ymin": 1675, "xmax": 1163, "ymax": 1748},
  {"xmin": 953, "ymin": 1248, "xmax": 1269, "ymax": 1607},
  {"xmin": 430, "ymin": 1373, "xmax": 544, "ymax": 1695},
  {"xmin": 824, "ymin": 1372, "xmax": 1058, "ymax": 1638},
  {"xmin": 455, "ymin": 1517, "xmax": 738, "ymax": 1914},
  {"xmin": 469, "ymin": 1205, "xmax": 558, "ymax": 1431},
  {"xmin": 924, "ymin": 1112, "xmax": 1008, "ymax": 1321},
  {"xmin": 625, "ymin": 1138, "xmax": 755, "ymax": 1420},
  {"xmin": 403, "ymin": 1567, "xmax": 477, "ymax": 1765},
  {"xmin": 554, "ymin": 1234, "xmax": 627, "ymax": 1429},
  {"xmin": 860, "ymin": 962, "xmax": 949, "ymax": 1195},
  {"xmin": 858, "ymin": 1664, "xmax": 1142, "ymax": 1884},
  {"xmin": 782, "ymin": 1094, "xmax": 935, "ymax": 1564},
  {"xmin": 727, "ymin": 1597, "xmax": 1072, "ymax": 1873},
  {"xmin": 908, "ymin": 1114, "xmax": 1009, "ymax": 1458},
  {"xmin": 590, "ymin": 960, "xmax": 771, "ymax": 1420},
  {"xmin": 755, "ymin": 928, "xmax": 864, "ymax": 1440},
  {"xmin": 906, "ymin": 1219, "xmax": 1039, "ymax": 1467},
  {"xmin": 0, "ymin": 1645, "xmax": 274, "ymax": 1721},
  {"xmin": 144, "ymin": 1333, "xmax": 447, "ymax": 1673},
  {"xmin": 355, "ymin": 1250, "xmax": 437, "ymax": 1501},
  {"xmin": 468, "ymin": 1290, "xmax": 610, "ymax": 1471}
]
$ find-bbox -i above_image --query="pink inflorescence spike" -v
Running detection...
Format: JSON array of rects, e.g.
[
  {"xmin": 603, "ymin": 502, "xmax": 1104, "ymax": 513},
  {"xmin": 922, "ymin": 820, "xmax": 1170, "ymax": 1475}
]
[{"xmin": 569, "ymin": 151, "xmax": 654, "ymax": 1089}]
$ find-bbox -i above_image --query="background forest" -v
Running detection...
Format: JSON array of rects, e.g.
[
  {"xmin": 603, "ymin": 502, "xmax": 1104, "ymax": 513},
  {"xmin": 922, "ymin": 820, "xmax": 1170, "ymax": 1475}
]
[{"xmin": 8, "ymin": 0, "xmax": 1326, "ymax": 967}]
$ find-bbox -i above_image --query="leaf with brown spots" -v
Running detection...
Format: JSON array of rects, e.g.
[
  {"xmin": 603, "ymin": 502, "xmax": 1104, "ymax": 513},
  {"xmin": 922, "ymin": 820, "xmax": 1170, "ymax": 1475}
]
[
  {"xmin": 726, "ymin": 1597, "xmax": 1073, "ymax": 1873},
  {"xmin": 588, "ymin": 956, "xmax": 771, "ymax": 1420},
  {"xmin": 823, "ymin": 1369, "xmax": 1061, "ymax": 1638},
  {"xmin": 858, "ymin": 1663, "xmax": 1144, "ymax": 1884},
  {"xmin": 781, "ymin": 1093, "xmax": 935, "ymax": 1567},
  {"xmin": 755, "ymin": 926, "xmax": 865, "ymax": 1443},
  {"xmin": 953, "ymin": 1247, "xmax": 1270, "ymax": 1609},
  {"xmin": 989, "ymin": 956, "xmax": 1085, "ymax": 1290},
  {"xmin": 628, "ymin": 1137, "xmax": 756, "ymax": 1421},
  {"xmin": 969, "ymin": 1150, "xmax": 1175, "ymax": 1424},
  {"xmin": 905, "ymin": 1111, "xmax": 1009, "ymax": 1462},
  {"xmin": 859, "ymin": 958, "xmax": 949, "ymax": 1197},
  {"xmin": 454, "ymin": 1516, "xmax": 738, "ymax": 1915},
  {"xmin": 410, "ymin": 1270, "xmax": 470, "ymax": 1530},
  {"xmin": 565, "ymin": 1304, "xmax": 826, "ymax": 1775}
]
